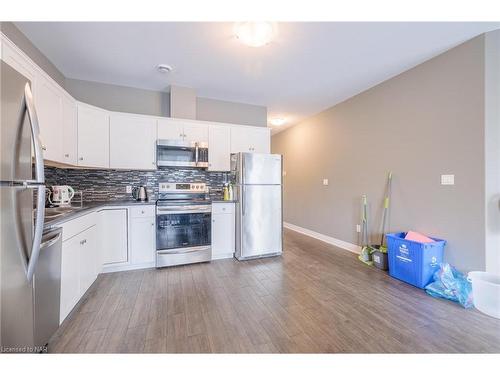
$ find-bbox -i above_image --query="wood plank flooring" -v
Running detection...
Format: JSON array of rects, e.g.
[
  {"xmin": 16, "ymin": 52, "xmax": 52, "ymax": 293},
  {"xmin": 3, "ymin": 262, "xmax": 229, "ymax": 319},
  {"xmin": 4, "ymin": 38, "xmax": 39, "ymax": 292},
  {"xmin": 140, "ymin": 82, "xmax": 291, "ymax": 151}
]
[{"xmin": 49, "ymin": 229, "xmax": 500, "ymax": 353}]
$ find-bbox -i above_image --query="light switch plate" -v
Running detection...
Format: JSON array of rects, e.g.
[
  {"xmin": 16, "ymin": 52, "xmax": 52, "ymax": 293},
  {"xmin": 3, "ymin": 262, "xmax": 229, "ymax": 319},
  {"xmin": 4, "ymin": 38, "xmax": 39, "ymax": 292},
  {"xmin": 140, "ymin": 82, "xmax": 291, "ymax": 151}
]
[
  {"xmin": 283, "ymin": 171, "xmax": 287, "ymax": 177},
  {"xmin": 356, "ymin": 224, "xmax": 361, "ymax": 233},
  {"xmin": 126, "ymin": 186, "xmax": 132, "ymax": 193},
  {"xmin": 323, "ymin": 179, "xmax": 329, "ymax": 186},
  {"xmin": 441, "ymin": 174, "xmax": 455, "ymax": 185}
]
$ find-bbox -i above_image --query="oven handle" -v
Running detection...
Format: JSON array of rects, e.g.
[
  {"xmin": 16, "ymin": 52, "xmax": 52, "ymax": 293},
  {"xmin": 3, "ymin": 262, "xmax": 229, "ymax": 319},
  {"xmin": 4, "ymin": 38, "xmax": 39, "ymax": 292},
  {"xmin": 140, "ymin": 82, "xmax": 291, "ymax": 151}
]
[
  {"xmin": 157, "ymin": 206, "xmax": 211, "ymax": 214},
  {"xmin": 157, "ymin": 246, "xmax": 210, "ymax": 255}
]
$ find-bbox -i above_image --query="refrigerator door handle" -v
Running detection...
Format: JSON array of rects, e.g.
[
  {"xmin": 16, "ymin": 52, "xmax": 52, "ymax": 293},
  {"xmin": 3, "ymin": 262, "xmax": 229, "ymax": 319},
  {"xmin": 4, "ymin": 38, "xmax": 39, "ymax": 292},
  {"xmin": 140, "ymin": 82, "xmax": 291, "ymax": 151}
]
[
  {"xmin": 195, "ymin": 143, "xmax": 199, "ymax": 167},
  {"xmin": 27, "ymin": 185, "xmax": 45, "ymax": 282},
  {"xmin": 24, "ymin": 83, "xmax": 45, "ymax": 185},
  {"xmin": 241, "ymin": 185, "xmax": 245, "ymax": 216},
  {"xmin": 18, "ymin": 83, "xmax": 46, "ymax": 282}
]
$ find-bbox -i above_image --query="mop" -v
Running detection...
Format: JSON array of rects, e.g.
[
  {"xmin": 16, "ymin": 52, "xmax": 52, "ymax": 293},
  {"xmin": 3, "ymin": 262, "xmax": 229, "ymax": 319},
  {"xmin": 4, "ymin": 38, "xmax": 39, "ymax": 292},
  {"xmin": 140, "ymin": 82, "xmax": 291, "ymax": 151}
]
[
  {"xmin": 358, "ymin": 194, "xmax": 374, "ymax": 265},
  {"xmin": 378, "ymin": 172, "xmax": 393, "ymax": 252}
]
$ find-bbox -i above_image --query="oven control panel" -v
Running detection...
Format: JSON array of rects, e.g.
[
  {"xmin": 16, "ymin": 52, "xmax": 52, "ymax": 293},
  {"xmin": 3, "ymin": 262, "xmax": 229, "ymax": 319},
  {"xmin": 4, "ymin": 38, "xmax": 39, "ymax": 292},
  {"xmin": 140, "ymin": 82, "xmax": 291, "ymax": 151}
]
[{"xmin": 159, "ymin": 182, "xmax": 207, "ymax": 192}]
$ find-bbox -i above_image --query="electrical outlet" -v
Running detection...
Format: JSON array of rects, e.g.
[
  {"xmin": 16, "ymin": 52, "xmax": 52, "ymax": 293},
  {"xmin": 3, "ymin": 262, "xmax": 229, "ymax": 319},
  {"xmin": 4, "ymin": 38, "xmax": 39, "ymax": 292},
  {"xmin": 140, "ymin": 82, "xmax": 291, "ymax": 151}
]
[
  {"xmin": 323, "ymin": 179, "xmax": 329, "ymax": 186},
  {"xmin": 441, "ymin": 174, "xmax": 455, "ymax": 185},
  {"xmin": 356, "ymin": 224, "xmax": 361, "ymax": 233},
  {"xmin": 126, "ymin": 186, "xmax": 132, "ymax": 193}
]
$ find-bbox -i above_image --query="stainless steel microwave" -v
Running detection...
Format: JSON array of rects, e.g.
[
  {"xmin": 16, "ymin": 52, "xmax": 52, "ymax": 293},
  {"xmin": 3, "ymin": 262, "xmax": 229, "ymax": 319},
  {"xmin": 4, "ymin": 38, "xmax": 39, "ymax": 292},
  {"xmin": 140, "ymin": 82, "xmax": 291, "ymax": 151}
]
[{"xmin": 156, "ymin": 139, "xmax": 208, "ymax": 168}]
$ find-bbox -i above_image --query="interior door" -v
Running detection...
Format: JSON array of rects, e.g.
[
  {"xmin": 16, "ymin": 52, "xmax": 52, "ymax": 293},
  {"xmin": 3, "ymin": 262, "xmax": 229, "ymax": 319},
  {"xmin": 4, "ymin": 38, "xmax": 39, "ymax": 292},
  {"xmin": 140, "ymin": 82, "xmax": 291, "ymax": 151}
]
[{"xmin": 240, "ymin": 185, "xmax": 282, "ymax": 258}]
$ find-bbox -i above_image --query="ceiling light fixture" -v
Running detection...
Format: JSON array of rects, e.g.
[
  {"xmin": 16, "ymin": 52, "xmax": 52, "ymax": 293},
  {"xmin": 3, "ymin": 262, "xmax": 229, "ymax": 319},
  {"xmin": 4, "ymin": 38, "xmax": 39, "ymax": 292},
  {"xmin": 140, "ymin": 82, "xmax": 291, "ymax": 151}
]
[
  {"xmin": 270, "ymin": 117, "xmax": 286, "ymax": 126},
  {"xmin": 157, "ymin": 64, "xmax": 173, "ymax": 73},
  {"xmin": 234, "ymin": 22, "xmax": 276, "ymax": 47}
]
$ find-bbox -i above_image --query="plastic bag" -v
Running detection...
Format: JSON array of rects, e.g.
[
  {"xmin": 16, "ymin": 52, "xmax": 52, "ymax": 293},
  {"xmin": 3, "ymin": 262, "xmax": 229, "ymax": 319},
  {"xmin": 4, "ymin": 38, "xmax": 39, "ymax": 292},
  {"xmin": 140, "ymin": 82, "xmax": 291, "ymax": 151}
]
[{"xmin": 424, "ymin": 263, "xmax": 473, "ymax": 308}]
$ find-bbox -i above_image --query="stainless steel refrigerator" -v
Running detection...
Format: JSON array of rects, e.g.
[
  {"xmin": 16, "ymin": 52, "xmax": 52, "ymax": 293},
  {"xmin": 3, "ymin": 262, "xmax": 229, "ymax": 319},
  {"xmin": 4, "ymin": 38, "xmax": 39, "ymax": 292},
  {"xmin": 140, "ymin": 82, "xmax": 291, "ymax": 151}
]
[
  {"xmin": 231, "ymin": 152, "xmax": 283, "ymax": 260},
  {"xmin": 1, "ymin": 61, "xmax": 62, "ymax": 352}
]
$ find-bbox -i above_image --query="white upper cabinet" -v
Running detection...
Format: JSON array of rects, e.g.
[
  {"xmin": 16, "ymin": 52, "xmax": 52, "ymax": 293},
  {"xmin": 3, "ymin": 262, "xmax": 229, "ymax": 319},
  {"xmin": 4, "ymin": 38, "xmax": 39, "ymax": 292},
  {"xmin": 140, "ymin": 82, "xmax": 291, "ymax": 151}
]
[
  {"xmin": 77, "ymin": 103, "xmax": 110, "ymax": 168},
  {"xmin": 1, "ymin": 38, "xmax": 37, "ymax": 84},
  {"xmin": 35, "ymin": 74, "xmax": 64, "ymax": 162},
  {"xmin": 109, "ymin": 113, "xmax": 157, "ymax": 170},
  {"xmin": 230, "ymin": 126, "xmax": 271, "ymax": 154},
  {"xmin": 208, "ymin": 125, "xmax": 231, "ymax": 171},
  {"xmin": 157, "ymin": 118, "xmax": 184, "ymax": 140},
  {"xmin": 183, "ymin": 122, "xmax": 208, "ymax": 143},
  {"xmin": 157, "ymin": 118, "xmax": 208, "ymax": 143},
  {"xmin": 61, "ymin": 94, "xmax": 78, "ymax": 165}
]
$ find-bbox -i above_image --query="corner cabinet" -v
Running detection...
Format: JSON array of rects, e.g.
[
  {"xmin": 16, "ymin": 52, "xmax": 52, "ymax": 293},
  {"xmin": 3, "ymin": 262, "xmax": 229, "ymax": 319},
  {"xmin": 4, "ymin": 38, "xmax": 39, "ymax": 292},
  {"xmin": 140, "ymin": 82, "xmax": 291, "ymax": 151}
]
[
  {"xmin": 230, "ymin": 126, "xmax": 271, "ymax": 154},
  {"xmin": 77, "ymin": 103, "xmax": 110, "ymax": 168},
  {"xmin": 109, "ymin": 113, "xmax": 157, "ymax": 170}
]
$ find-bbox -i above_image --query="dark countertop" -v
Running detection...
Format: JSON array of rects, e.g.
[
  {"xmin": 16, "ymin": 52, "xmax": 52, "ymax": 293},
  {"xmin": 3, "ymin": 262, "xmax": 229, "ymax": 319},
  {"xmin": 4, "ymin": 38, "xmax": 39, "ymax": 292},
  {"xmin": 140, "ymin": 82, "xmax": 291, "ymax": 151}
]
[
  {"xmin": 43, "ymin": 199, "xmax": 237, "ymax": 229},
  {"xmin": 43, "ymin": 200, "xmax": 156, "ymax": 229}
]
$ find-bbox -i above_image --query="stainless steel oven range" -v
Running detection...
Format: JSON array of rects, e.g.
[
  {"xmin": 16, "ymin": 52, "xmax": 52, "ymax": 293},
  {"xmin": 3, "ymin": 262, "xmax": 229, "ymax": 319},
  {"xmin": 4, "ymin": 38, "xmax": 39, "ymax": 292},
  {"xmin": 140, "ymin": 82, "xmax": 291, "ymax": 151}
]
[{"xmin": 156, "ymin": 182, "xmax": 212, "ymax": 267}]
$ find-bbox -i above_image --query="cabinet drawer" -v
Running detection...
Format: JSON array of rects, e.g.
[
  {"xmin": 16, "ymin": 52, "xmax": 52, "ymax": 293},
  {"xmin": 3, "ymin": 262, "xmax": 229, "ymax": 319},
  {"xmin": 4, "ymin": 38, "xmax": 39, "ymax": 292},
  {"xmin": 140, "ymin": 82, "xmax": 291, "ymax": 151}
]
[
  {"xmin": 211, "ymin": 202, "xmax": 235, "ymax": 215},
  {"xmin": 130, "ymin": 205, "xmax": 155, "ymax": 218},
  {"xmin": 61, "ymin": 211, "xmax": 97, "ymax": 242}
]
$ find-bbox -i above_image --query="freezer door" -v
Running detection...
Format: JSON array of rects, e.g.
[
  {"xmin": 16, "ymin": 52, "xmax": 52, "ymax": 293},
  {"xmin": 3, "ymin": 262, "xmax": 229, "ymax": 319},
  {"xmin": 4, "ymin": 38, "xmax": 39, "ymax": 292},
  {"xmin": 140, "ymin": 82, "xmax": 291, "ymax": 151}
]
[
  {"xmin": 1, "ymin": 61, "xmax": 33, "ymax": 182},
  {"xmin": 236, "ymin": 185, "xmax": 282, "ymax": 259},
  {"xmin": 234, "ymin": 153, "xmax": 282, "ymax": 185}
]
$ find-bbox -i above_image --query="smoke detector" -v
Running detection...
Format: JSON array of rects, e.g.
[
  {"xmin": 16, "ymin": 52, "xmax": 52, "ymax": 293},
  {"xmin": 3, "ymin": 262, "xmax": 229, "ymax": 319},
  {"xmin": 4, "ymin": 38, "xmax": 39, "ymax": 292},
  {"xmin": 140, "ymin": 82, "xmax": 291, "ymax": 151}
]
[{"xmin": 157, "ymin": 64, "xmax": 173, "ymax": 73}]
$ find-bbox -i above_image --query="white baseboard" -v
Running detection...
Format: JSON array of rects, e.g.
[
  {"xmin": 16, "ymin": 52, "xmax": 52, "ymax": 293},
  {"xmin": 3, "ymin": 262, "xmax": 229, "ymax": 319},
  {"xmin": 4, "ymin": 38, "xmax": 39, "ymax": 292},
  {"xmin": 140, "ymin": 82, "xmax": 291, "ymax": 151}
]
[
  {"xmin": 284, "ymin": 222, "xmax": 361, "ymax": 254},
  {"xmin": 211, "ymin": 253, "xmax": 235, "ymax": 260}
]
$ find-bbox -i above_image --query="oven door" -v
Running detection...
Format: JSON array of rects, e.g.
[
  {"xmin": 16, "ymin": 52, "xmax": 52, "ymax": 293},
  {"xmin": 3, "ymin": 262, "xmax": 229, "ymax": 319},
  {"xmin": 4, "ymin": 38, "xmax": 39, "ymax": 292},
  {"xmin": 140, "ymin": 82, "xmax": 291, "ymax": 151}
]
[
  {"xmin": 156, "ymin": 211, "xmax": 211, "ymax": 250},
  {"xmin": 156, "ymin": 139, "xmax": 208, "ymax": 168}
]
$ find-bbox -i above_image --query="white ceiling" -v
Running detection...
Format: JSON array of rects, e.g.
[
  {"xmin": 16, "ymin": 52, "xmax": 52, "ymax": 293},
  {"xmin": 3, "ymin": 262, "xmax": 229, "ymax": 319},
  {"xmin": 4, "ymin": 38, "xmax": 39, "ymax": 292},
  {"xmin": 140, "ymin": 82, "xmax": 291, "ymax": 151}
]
[{"xmin": 15, "ymin": 22, "xmax": 500, "ymax": 133}]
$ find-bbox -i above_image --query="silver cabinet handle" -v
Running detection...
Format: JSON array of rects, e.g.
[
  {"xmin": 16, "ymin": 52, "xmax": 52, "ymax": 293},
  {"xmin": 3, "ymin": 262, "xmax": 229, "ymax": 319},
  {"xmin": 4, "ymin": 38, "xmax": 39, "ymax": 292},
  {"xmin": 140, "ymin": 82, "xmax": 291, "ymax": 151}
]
[
  {"xmin": 42, "ymin": 145, "xmax": 47, "ymax": 151},
  {"xmin": 79, "ymin": 157, "xmax": 84, "ymax": 161},
  {"xmin": 80, "ymin": 239, "xmax": 87, "ymax": 245},
  {"xmin": 64, "ymin": 153, "xmax": 69, "ymax": 158}
]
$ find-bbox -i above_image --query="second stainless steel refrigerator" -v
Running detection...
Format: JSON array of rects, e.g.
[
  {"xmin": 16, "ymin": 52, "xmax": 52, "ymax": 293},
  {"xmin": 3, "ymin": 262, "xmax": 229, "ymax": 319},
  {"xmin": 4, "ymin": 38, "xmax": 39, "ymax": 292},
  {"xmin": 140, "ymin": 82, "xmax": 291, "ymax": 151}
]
[{"xmin": 231, "ymin": 152, "xmax": 283, "ymax": 260}]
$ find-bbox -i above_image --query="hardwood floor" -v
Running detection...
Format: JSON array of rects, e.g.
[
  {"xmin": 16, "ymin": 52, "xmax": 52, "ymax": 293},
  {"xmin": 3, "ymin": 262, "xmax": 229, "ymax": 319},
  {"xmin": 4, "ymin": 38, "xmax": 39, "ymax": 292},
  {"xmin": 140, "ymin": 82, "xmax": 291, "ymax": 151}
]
[{"xmin": 49, "ymin": 229, "xmax": 500, "ymax": 353}]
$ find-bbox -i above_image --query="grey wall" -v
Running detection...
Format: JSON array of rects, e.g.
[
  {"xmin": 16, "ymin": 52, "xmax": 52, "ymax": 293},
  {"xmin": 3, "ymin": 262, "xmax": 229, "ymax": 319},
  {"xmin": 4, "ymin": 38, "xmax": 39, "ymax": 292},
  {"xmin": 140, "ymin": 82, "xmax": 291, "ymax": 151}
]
[
  {"xmin": 197, "ymin": 97, "xmax": 267, "ymax": 127},
  {"xmin": 0, "ymin": 22, "xmax": 66, "ymax": 87},
  {"xmin": 484, "ymin": 30, "xmax": 500, "ymax": 274},
  {"xmin": 272, "ymin": 35, "xmax": 487, "ymax": 272},
  {"xmin": 65, "ymin": 78, "xmax": 170, "ymax": 117}
]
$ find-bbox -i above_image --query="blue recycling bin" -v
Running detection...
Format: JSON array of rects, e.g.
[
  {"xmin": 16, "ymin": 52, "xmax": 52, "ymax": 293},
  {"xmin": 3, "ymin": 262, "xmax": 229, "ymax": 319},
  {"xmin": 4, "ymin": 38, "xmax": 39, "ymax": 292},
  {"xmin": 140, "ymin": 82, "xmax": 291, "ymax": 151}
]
[{"xmin": 386, "ymin": 232, "xmax": 446, "ymax": 289}]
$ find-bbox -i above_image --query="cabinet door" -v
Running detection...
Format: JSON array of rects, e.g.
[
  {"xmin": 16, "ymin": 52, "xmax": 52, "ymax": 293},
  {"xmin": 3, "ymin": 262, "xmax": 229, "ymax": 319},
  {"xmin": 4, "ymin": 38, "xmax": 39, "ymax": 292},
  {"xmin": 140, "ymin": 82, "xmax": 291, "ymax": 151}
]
[
  {"xmin": 157, "ymin": 118, "xmax": 184, "ymax": 140},
  {"xmin": 35, "ymin": 74, "xmax": 63, "ymax": 162},
  {"xmin": 183, "ymin": 122, "xmax": 209, "ymax": 143},
  {"xmin": 110, "ymin": 114, "xmax": 157, "ymax": 170},
  {"xmin": 100, "ymin": 209, "xmax": 128, "ymax": 264},
  {"xmin": 230, "ymin": 127, "xmax": 270, "ymax": 154},
  {"xmin": 130, "ymin": 217, "xmax": 156, "ymax": 265},
  {"xmin": 62, "ymin": 95, "xmax": 78, "ymax": 165},
  {"xmin": 79, "ymin": 225, "xmax": 98, "ymax": 297},
  {"xmin": 77, "ymin": 103, "xmax": 109, "ymax": 168},
  {"xmin": 208, "ymin": 125, "xmax": 231, "ymax": 171},
  {"xmin": 211, "ymin": 212, "xmax": 235, "ymax": 260},
  {"xmin": 60, "ymin": 234, "xmax": 81, "ymax": 323}
]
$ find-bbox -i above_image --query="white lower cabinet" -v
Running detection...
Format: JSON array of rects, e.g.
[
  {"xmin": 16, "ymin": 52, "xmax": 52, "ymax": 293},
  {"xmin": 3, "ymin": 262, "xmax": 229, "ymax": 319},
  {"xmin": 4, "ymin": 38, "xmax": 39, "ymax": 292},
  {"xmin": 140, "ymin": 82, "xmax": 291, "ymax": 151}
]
[
  {"xmin": 130, "ymin": 216, "xmax": 156, "ymax": 265},
  {"xmin": 60, "ymin": 224, "xmax": 98, "ymax": 324},
  {"xmin": 99, "ymin": 209, "xmax": 128, "ymax": 265},
  {"xmin": 211, "ymin": 203, "xmax": 235, "ymax": 260}
]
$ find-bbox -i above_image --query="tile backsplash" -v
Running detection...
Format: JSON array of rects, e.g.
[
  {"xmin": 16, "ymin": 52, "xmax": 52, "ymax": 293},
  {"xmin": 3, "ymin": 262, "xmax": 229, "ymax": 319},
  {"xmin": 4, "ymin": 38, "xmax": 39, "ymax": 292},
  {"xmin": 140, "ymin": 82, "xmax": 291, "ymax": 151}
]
[{"xmin": 44, "ymin": 166, "xmax": 230, "ymax": 202}]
